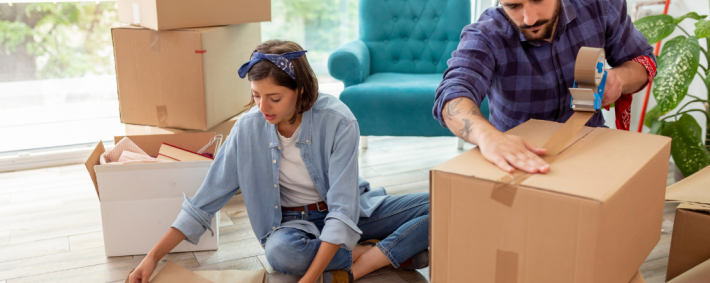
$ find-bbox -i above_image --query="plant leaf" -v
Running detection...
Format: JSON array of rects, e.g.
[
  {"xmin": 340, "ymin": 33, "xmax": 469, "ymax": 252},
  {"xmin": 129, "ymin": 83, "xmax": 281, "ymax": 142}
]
[
  {"xmin": 660, "ymin": 114, "xmax": 710, "ymax": 177},
  {"xmin": 674, "ymin": 12, "xmax": 707, "ymax": 24},
  {"xmin": 695, "ymin": 19, "xmax": 710, "ymax": 38},
  {"xmin": 644, "ymin": 104, "xmax": 663, "ymax": 127},
  {"xmin": 650, "ymin": 119, "xmax": 666, "ymax": 135},
  {"xmin": 653, "ymin": 36, "xmax": 700, "ymax": 113},
  {"xmin": 634, "ymin": 15, "xmax": 676, "ymax": 44}
]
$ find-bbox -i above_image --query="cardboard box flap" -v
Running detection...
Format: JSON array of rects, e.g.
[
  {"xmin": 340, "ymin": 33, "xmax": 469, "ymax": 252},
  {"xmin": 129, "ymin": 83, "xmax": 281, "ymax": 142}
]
[
  {"xmin": 433, "ymin": 119, "xmax": 671, "ymax": 201},
  {"xmin": 137, "ymin": 261, "xmax": 212, "ymax": 283},
  {"xmin": 677, "ymin": 202, "xmax": 710, "ymax": 212},
  {"xmin": 524, "ymin": 126, "xmax": 670, "ymax": 201},
  {"xmin": 432, "ymin": 119, "xmax": 592, "ymax": 180},
  {"xmin": 666, "ymin": 164, "xmax": 710, "ymax": 206},
  {"xmin": 127, "ymin": 261, "xmax": 267, "ymax": 283},
  {"xmin": 84, "ymin": 141, "xmax": 106, "ymax": 198},
  {"xmin": 668, "ymin": 258, "xmax": 710, "ymax": 283},
  {"xmin": 115, "ymin": 132, "xmax": 217, "ymax": 157},
  {"xmin": 194, "ymin": 270, "xmax": 267, "ymax": 283}
]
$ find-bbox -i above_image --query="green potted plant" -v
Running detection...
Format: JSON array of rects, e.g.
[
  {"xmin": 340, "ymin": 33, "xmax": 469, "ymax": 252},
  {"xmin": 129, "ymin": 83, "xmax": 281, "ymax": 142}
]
[{"xmin": 634, "ymin": 11, "xmax": 710, "ymax": 177}]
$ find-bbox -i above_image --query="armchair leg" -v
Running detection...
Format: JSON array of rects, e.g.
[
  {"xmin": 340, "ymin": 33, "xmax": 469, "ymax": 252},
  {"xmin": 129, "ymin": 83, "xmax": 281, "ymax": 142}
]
[
  {"xmin": 361, "ymin": 136, "xmax": 368, "ymax": 149},
  {"xmin": 457, "ymin": 138, "xmax": 464, "ymax": 150}
]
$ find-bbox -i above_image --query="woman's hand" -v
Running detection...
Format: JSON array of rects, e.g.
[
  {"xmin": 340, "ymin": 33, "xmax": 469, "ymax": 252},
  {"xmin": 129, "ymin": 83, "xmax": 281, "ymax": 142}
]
[
  {"xmin": 299, "ymin": 241, "xmax": 340, "ymax": 283},
  {"xmin": 128, "ymin": 256, "xmax": 158, "ymax": 283}
]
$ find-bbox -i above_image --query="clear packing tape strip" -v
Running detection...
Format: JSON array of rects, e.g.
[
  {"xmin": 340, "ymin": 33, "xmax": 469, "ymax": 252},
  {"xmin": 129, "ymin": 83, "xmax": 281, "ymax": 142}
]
[{"xmin": 491, "ymin": 47, "xmax": 603, "ymax": 207}]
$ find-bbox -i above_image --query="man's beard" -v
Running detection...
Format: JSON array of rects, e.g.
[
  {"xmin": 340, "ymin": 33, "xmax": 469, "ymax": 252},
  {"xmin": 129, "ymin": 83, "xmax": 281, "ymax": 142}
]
[{"xmin": 505, "ymin": 0, "xmax": 562, "ymax": 41}]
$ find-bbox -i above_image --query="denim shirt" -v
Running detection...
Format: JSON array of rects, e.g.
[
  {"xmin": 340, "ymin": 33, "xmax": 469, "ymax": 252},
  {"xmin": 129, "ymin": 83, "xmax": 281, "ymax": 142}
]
[{"xmin": 171, "ymin": 93, "xmax": 388, "ymax": 250}]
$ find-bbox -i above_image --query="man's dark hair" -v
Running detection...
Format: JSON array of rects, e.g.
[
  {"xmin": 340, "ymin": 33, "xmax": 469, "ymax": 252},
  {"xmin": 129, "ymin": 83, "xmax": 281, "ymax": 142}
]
[{"xmin": 246, "ymin": 40, "xmax": 319, "ymax": 124}]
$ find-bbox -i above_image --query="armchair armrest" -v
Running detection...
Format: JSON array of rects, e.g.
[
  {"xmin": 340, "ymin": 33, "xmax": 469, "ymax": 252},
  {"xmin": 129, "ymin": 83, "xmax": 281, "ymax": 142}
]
[{"xmin": 328, "ymin": 40, "xmax": 371, "ymax": 87}]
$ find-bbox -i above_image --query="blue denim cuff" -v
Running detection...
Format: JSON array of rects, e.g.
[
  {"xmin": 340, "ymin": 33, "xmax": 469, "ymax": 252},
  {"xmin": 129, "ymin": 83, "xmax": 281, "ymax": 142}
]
[
  {"xmin": 319, "ymin": 218, "xmax": 361, "ymax": 250},
  {"xmin": 170, "ymin": 194, "xmax": 215, "ymax": 245},
  {"xmin": 171, "ymin": 209, "xmax": 207, "ymax": 245}
]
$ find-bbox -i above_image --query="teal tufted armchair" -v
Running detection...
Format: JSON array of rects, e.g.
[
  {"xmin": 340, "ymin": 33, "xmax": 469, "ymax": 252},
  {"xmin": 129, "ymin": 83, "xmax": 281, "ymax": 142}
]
[{"xmin": 328, "ymin": 0, "xmax": 489, "ymax": 143}]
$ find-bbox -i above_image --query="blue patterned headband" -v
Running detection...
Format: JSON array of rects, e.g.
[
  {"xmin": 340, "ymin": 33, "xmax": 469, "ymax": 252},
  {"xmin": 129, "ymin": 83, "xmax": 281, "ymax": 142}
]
[{"xmin": 238, "ymin": 50, "xmax": 308, "ymax": 80}]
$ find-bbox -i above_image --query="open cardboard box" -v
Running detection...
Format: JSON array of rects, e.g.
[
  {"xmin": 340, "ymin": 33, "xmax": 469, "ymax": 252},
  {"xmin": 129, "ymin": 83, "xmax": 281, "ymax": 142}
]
[
  {"xmin": 665, "ymin": 165, "xmax": 710, "ymax": 282},
  {"xmin": 112, "ymin": 23, "xmax": 260, "ymax": 131},
  {"xmin": 117, "ymin": 0, "xmax": 270, "ymax": 31},
  {"xmin": 85, "ymin": 132, "xmax": 220, "ymax": 257},
  {"xmin": 430, "ymin": 119, "xmax": 671, "ymax": 283}
]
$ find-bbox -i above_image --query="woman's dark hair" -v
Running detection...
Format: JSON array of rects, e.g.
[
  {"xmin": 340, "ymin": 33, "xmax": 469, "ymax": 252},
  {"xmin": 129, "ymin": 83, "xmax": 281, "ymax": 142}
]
[{"xmin": 246, "ymin": 40, "xmax": 319, "ymax": 124}]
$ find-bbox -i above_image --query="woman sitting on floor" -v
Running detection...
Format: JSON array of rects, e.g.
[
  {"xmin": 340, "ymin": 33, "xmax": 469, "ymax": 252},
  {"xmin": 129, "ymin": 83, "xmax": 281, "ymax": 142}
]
[{"xmin": 128, "ymin": 40, "xmax": 430, "ymax": 283}]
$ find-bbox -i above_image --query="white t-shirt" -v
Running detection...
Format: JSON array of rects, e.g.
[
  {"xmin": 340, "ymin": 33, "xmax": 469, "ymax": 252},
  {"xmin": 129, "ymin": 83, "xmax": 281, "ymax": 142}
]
[{"xmin": 277, "ymin": 126, "xmax": 324, "ymax": 207}]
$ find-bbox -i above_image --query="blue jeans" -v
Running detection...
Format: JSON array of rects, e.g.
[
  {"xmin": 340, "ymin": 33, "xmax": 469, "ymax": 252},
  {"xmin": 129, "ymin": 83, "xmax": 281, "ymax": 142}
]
[{"xmin": 264, "ymin": 192, "xmax": 429, "ymax": 275}]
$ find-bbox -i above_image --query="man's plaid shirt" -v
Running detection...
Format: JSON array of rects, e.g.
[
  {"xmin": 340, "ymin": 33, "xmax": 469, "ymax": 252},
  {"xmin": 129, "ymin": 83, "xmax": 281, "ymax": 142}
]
[{"xmin": 433, "ymin": 0, "xmax": 656, "ymax": 132}]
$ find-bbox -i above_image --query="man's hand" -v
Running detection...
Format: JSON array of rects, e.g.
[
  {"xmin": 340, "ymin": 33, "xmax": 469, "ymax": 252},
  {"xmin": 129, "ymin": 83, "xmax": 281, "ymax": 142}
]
[
  {"xmin": 602, "ymin": 69, "xmax": 622, "ymax": 107},
  {"xmin": 602, "ymin": 60, "xmax": 649, "ymax": 107},
  {"xmin": 477, "ymin": 128, "xmax": 549, "ymax": 173},
  {"xmin": 442, "ymin": 97, "xmax": 549, "ymax": 174}
]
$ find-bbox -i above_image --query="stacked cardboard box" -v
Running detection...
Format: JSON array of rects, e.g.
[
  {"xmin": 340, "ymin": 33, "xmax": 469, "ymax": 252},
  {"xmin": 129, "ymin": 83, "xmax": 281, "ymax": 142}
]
[
  {"xmin": 665, "ymin": 165, "xmax": 710, "ymax": 282},
  {"xmin": 430, "ymin": 119, "xmax": 671, "ymax": 282},
  {"xmin": 84, "ymin": 1, "xmax": 269, "ymax": 257},
  {"xmin": 113, "ymin": 0, "xmax": 267, "ymax": 131}
]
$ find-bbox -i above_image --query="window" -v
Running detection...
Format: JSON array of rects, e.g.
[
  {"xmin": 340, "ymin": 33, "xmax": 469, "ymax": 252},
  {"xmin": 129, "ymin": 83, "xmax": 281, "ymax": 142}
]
[{"xmin": 0, "ymin": 0, "xmax": 358, "ymax": 154}]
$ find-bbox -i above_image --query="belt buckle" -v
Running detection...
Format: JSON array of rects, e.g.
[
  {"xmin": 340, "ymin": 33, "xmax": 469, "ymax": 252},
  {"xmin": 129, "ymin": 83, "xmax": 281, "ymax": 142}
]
[{"xmin": 316, "ymin": 202, "xmax": 327, "ymax": 212}]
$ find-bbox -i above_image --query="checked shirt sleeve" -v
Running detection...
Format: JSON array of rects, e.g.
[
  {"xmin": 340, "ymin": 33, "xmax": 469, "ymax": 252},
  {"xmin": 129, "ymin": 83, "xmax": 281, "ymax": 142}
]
[{"xmin": 433, "ymin": 25, "xmax": 497, "ymax": 128}]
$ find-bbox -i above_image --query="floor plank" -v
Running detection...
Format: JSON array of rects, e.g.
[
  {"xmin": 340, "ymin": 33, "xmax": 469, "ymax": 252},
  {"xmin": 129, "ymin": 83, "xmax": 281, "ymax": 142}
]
[
  {"xmin": 366, "ymin": 170, "xmax": 428, "ymax": 189},
  {"xmin": 68, "ymin": 232, "xmax": 105, "ymax": 251},
  {"xmin": 0, "ymin": 237, "xmax": 69, "ymax": 263},
  {"xmin": 0, "ymin": 246, "xmax": 131, "ymax": 280},
  {"xmin": 7, "ymin": 252, "xmax": 196, "ymax": 283}
]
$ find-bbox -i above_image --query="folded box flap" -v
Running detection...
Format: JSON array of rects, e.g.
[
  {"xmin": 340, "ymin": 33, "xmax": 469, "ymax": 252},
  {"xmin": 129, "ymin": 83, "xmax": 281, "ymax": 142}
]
[
  {"xmin": 432, "ymin": 119, "xmax": 585, "ymax": 180},
  {"xmin": 128, "ymin": 261, "xmax": 268, "ymax": 283},
  {"xmin": 115, "ymin": 132, "xmax": 216, "ymax": 156},
  {"xmin": 668, "ymin": 258, "xmax": 710, "ymax": 283},
  {"xmin": 142, "ymin": 261, "xmax": 213, "ymax": 283},
  {"xmin": 194, "ymin": 269, "xmax": 267, "ymax": 283},
  {"xmin": 433, "ymin": 119, "xmax": 671, "ymax": 201},
  {"xmin": 84, "ymin": 141, "xmax": 105, "ymax": 199},
  {"xmin": 666, "ymin": 165, "xmax": 710, "ymax": 206}
]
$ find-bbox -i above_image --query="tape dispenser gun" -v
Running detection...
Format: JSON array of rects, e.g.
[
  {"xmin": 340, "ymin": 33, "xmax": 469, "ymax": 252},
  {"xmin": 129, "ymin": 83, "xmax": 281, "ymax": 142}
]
[{"xmin": 570, "ymin": 47, "xmax": 607, "ymax": 112}]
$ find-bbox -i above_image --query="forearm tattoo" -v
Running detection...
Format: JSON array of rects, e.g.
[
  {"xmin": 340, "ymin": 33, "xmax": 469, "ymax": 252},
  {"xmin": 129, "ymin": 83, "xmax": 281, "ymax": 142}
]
[
  {"xmin": 444, "ymin": 97, "xmax": 485, "ymax": 142},
  {"xmin": 444, "ymin": 98, "xmax": 463, "ymax": 121},
  {"xmin": 460, "ymin": 118, "xmax": 474, "ymax": 140}
]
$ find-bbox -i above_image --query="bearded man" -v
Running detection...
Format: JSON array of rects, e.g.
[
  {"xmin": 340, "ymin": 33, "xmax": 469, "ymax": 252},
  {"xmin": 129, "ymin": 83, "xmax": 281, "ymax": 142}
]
[{"xmin": 433, "ymin": 0, "xmax": 657, "ymax": 173}]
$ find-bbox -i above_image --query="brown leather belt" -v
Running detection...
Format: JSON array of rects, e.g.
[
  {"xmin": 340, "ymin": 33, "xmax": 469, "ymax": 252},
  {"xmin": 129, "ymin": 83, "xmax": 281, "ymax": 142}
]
[{"xmin": 281, "ymin": 201, "xmax": 328, "ymax": 212}]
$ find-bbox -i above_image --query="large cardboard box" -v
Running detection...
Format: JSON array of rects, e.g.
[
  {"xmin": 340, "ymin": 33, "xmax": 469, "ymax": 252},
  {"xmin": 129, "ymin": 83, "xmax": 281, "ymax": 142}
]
[
  {"xmin": 665, "ymin": 165, "xmax": 710, "ymax": 281},
  {"xmin": 112, "ymin": 24, "xmax": 260, "ymax": 131},
  {"xmin": 125, "ymin": 111, "xmax": 245, "ymax": 138},
  {"xmin": 430, "ymin": 119, "xmax": 671, "ymax": 283},
  {"xmin": 118, "ymin": 0, "xmax": 270, "ymax": 31},
  {"xmin": 85, "ymin": 132, "xmax": 220, "ymax": 257}
]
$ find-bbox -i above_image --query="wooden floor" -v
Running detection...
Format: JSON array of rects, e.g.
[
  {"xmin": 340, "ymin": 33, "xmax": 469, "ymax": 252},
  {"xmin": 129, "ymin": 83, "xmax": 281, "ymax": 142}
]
[{"xmin": 0, "ymin": 136, "xmax": 678, "ymax": 282}]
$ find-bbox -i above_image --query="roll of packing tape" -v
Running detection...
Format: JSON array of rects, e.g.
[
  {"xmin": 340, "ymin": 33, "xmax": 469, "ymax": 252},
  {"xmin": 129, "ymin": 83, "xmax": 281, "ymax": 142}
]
[{"xmin": 574, "ymin": 47, "xmax": 605, "ymax": 89}]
